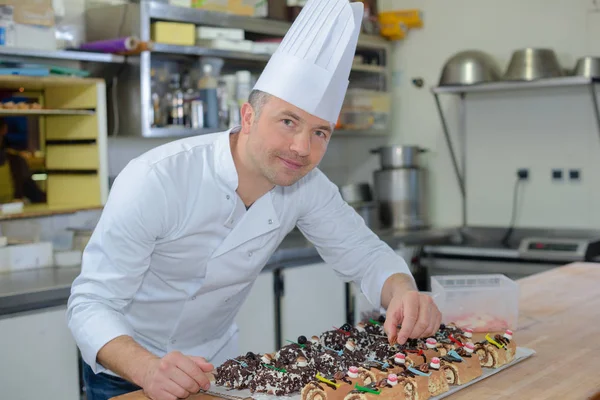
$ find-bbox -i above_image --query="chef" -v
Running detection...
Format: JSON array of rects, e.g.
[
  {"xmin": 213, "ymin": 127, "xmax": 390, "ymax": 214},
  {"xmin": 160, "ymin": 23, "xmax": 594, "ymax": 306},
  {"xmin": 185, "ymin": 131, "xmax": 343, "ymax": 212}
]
[{"xmin": 67, "ymin": 1, "xmax": 441, "ymax": 400}]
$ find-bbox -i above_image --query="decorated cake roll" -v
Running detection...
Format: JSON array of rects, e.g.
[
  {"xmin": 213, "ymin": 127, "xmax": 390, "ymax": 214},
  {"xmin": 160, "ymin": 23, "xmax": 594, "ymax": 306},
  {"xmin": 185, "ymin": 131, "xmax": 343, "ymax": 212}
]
[
  {"xmin": 419, "ymin": 357, "xmax": 450, "ymax": 397},
  {"xmin": 321, "ymin": 328, "xmax": 354, "ymax": 352},
  {"xmin": 341, "ymin": 338, "xmax": 367, "ymax": 366},
  {"xmin": 214, "ymin": 351, "xmax": 261, "ymax": 389},
  {"xmin": 352, "ymin": 322, "xmax": 376, "ymax": 350},
  {"xmin": 342, "ymin": 374, "xmax": 422, "ymax": 400},
  {"xmin": 367, "ymin": 340, "xmax": 398, "ymax": 362},
  {"xmin": 474, "ymin": 330, "xmax": 516, "ymax": 368},
  {"xmin": 314, "ymin": 348, "xmax": 346, "ymax": 377},
  {"xmin": 439, "ymin": 349, "xmax": 483, "ymax": 385},
  {"xmin": 300, "ymin": 366, "xmax": 377, "ymax": 400},
  {"xmin": 276, "ymin": 338, "xmax": 309, "ymax": 367}
]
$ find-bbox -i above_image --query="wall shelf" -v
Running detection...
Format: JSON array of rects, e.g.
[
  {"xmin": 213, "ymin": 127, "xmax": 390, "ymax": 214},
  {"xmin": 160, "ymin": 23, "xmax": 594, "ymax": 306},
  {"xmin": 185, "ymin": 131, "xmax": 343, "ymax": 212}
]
[
  {"xmin": 431, "ymin": 74, "xmax": 600, "ymax": 226},
  {"xmin": 432, "ymin": 76, "xmax": 599, "ymax": 95},
  {"xmin": 0, "ymin": 46, "xmax": 125, "ymax": 64},
  {"xmin": 0, "ymin": 109, "xmax": 95, "ymax": 116}
]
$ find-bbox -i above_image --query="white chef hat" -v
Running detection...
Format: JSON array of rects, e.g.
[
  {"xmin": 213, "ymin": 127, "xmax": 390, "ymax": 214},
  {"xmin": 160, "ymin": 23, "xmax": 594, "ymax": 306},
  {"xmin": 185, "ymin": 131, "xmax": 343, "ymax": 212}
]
[{"xmin": 252, "ymin": 0, "xmax": 364, "ymax": 125}]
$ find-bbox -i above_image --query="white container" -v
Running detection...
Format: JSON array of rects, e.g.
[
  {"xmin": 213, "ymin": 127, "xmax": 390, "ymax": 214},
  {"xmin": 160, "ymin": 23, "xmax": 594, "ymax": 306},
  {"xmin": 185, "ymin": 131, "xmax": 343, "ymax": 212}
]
[
  {"xmin": 54, "ymin": 250, "xmax": 82, "ymax": 268},
  {"xmin": 431, "ymin": 274, "xmax": 519, "ymax": 333},
  {"xmin": 0, "ymin": 242, "xmax": 54, "ymax": 273},
  {"xmin": 196, "ymin": 26, "xmax": 245, "ymax": 41}
]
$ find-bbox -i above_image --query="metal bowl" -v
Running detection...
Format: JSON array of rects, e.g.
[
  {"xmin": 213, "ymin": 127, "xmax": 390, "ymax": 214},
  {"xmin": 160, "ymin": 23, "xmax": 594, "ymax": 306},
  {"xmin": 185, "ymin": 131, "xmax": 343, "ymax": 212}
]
[
  {"xmin": 573, "ymin": 56, "xmax": 600, "ymax": 78},
  {"xmin": 503, "ymin": 48, "xmax": 563, "ymax": 81},
  {"xmin": 438, "ymin": 50, "xmax": 502, "ymax": 86},
  {"xmin": 340, "ymin": 183, "xmax": 373, "ymax": 204}
]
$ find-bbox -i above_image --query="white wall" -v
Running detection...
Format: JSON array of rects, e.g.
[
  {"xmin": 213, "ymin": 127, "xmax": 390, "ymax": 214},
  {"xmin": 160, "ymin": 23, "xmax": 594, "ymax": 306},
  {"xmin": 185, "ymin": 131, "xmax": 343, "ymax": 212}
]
[{"xmin": 378, "ymin": 0, "xmax": 600, "ymax": 229}]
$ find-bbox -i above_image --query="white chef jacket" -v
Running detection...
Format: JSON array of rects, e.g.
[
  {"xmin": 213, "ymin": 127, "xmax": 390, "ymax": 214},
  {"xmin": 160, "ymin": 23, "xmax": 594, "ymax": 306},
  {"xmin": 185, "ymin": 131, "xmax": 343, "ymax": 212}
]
[{"xmin": 67, "ymin": 127, "xmax": 411, "ymax": 375}]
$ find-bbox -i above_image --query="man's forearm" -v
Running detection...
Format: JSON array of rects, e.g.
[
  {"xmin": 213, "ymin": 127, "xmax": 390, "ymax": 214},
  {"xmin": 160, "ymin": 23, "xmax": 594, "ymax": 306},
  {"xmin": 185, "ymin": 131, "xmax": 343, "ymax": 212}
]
[
  {"xmin": 381, "ymin": 273, "xmax": 417, "ymax": 309},
  {"xmin": 96, "ymin": 335, "xmax": 159, "ymax": 386}
]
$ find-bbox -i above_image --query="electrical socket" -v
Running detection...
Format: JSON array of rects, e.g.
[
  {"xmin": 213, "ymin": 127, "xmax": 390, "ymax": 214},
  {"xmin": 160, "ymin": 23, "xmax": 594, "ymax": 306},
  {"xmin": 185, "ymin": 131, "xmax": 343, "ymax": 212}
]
[{"xmin": 517, "ymin": 168, "xmax": 529, "ymax": 180}]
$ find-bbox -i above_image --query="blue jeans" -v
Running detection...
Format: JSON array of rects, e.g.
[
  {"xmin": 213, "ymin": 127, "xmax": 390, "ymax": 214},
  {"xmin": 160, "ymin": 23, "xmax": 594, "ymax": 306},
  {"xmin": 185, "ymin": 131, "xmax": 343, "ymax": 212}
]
[{"xmin": 82, "ymin": 362, "xmax": 142, "ymax": 400}]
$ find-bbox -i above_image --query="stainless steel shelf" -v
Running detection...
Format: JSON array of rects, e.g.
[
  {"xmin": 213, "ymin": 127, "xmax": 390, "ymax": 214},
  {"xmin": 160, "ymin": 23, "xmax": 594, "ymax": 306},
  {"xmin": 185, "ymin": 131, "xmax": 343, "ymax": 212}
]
[
  {"xmin": 432, "ymin": 76, "xmax": 597, "ymax": 94},
  {"xmin": 0, "ymin": 108, "xmax": 95, "ymax": 116},
  {"xmin": 152, "ymin": 43, "xmax": 387, "ymax": 74},
  {"xmin": 149, "ymin": 126, "xmax": 388, "ymax": 138},
  {"xmin": 151, "ymin": 43, "xmax": 270, "ymax": 62},
  {"xmin": 149, "ymin": 126, "xmax": 219, "ymax": 138},
  {"xmin": 0, "ymin": 46, "xmax": 125, "ymax": 64},
  {"xmin": 147, "ymin": 1, "xmax": 391, "ymax": 51}
]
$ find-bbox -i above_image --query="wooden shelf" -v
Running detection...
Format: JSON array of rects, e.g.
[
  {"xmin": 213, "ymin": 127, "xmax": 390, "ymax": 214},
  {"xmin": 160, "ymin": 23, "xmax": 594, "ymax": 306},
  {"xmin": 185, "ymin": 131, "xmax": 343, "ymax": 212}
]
[
  {"xmin": 0, "ymin": 204, "xmax": 103, "ymax": 221},
  {"xmin": 0, "ymin": 109, "xmax": 95, "ymax": 116},
  {"xmin": 0, "ymin": 75, "xmax": 103, "ymax": 90}
]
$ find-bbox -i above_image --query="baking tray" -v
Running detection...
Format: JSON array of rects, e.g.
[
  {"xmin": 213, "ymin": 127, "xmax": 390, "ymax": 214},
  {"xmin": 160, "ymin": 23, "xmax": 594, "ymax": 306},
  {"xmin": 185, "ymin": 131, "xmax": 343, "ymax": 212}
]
[{"xmin": 207, "ymin": 347, "xmax": 536, "ymax": 400}]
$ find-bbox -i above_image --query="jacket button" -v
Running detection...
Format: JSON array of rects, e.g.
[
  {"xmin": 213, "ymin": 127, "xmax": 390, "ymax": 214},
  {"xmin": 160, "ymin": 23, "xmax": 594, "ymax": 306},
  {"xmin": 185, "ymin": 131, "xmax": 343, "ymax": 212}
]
[
  {"xmin": 248, "ymin": 251, "xmax": 253, "ymax": 257},
  {"xmin": 226, "ymin": 195, "xmax": 230, "ymax": 200},
  {"xmin": 191, "ymin": 296, "xmax": 197, "ymax": 300},
  {"xmin": 268, "ymin": 219, "xmax": 273, "ymax": 224},
  {"xmin": 171, "ymin": 339, "xmax": 176, "ymax": 344}
]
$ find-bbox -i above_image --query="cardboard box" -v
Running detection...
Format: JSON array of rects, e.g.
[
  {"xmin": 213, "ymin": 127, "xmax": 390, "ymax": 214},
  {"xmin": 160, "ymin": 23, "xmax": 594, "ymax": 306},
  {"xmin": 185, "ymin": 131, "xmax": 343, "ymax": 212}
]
[
  {"xmin": 193, "ymin": 0, "xmax": 266, "ymax": 17},
  {"xmin": 151, "ymin": 21, "xmax": 195, "ymax": 46},
  {"xmin": 0, "ymin": 0, "xmax": 54, "ymax": 26}
]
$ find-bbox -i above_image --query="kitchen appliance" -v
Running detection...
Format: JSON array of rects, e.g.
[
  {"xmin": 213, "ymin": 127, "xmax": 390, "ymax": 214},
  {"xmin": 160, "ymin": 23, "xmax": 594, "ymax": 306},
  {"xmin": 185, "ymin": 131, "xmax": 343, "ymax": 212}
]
[
  {"xmin": 503, "ymin": 48, "xmax": 563, "ymax": 81},
  {"xmin": 372, "ymin": 146, "xmax": 428, "ymax": 230},
  {"xmin": 438, "ymin": 50, "xmax": 502, "ymax": 86},
  {"xmin": 573, "ymin": 56, "xmax": 600, "ymax": 78},
  {"xmin": 420, "ymin": 227, "xmax": 600, "ymax": 288},
  {"xmin": 339, "ymin": 183, "xmax": 379, "ymax": 229},
  {"xmin": 339, "ymin": 182, "xmax": 373, "ymax": 204},
  {"xmin": 370, "ymin": 145, "xmax": 425, "ymax": 169}
]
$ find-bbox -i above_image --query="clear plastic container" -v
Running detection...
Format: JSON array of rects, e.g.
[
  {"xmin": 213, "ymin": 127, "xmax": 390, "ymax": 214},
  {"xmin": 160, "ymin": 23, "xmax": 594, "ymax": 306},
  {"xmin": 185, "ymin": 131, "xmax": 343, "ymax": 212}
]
[{"xmin": 431, "ymin": 274, "xmax": 519, "ymax": 333}]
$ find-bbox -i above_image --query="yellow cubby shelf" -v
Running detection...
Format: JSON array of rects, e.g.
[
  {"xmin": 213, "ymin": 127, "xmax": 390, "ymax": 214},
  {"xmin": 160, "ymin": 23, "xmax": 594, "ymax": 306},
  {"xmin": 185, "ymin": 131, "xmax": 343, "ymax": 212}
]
[{"xmin": 0, "ymin": 75, "xmax": 108, "ymax": 219}]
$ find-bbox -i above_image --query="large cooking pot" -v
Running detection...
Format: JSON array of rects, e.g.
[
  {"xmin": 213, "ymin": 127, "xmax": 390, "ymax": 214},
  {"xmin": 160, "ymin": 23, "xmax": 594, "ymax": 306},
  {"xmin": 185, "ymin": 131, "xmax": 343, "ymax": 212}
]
[
  {"xmin": 373, "ymin": 168, "xmax": 429, "ymax": 230},
  {"xmin": 371, "ymin": 146, "xmax": 427, "ymax": 169}
]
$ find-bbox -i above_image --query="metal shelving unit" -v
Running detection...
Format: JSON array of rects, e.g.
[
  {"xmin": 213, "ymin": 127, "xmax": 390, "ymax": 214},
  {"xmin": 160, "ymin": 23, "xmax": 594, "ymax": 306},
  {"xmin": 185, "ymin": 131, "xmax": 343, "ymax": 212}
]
[
  {"xmin": 84, "ymin": 1, "xmax": 393, "ymax": 139},
  {"xmin": 0, "ymin": 109, "xmax": 96, "ymax": 116},
  {"xmin": 0, "ymin": 46, "xmax": 125, "ymax": 64},
  {"xmin": 431, "ymin": 75, "xmax": 600, "ymax": 225},
  {"xmin": 150, "ymin": 126, "xmax": 388, "ymax": 138},
  {"xmin": 145, "ymin": 1, "xmax": 391, "ymax": 51}
]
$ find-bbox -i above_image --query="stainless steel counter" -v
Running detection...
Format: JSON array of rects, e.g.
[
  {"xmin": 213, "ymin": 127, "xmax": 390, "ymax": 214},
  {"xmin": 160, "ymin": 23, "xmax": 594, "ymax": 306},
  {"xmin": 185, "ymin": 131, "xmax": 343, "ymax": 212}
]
[{"xmin": 0, "ymin": 228, "xmax": 453, "ymax": 316}]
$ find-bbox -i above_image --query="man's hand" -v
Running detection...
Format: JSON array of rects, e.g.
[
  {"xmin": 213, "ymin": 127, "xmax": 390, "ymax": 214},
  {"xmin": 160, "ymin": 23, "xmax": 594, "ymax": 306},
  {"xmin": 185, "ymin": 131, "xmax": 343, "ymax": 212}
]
[
  {"xmin": 381, "ymin": 273, "xmax": 442, "ymax": 345},
  {"xmin": 142, "ymin": 352, "xmax": 214, "ymax": 400},
  {"xmin": 383, "ymin": 290, "xmax": 442, "ymax": 345}
]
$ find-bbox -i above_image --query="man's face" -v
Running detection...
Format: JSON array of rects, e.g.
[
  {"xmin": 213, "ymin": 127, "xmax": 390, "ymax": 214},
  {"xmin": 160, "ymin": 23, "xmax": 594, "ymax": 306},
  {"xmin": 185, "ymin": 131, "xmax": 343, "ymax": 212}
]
[{"xmin": 244, "ymin": 96, "xmax": 332, "ymax": 187}]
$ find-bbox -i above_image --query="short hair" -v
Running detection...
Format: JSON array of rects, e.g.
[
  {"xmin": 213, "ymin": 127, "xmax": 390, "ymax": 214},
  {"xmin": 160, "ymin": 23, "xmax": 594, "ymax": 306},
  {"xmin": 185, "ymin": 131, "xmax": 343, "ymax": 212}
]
[{"xmin": 248, "ymin": 89, "xmax": 272, "ymax": 119}]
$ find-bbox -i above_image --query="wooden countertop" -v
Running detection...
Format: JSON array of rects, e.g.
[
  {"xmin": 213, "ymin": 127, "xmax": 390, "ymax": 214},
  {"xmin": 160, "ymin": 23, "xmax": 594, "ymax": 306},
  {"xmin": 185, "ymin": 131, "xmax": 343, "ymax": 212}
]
[{"xmin": 112, "ymin": 262, "xmax": 600, "ymax": 400}]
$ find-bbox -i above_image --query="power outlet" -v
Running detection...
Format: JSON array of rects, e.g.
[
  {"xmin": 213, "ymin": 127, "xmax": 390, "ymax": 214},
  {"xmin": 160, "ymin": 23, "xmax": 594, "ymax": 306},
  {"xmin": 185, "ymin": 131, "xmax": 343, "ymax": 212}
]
[
  {"xmin": 552, "ymin": 169, "xmax": 563, "ymax": 181},
  {"xmin": 517, "ymin": 168, "xmax": 529, "ymax": 180}
]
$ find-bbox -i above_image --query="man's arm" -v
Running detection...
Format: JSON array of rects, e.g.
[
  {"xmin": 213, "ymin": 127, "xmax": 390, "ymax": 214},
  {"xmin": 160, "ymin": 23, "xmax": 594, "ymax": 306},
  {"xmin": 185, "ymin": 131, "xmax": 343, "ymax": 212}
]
[
  {"xmin": 67, "ymin": 160, "xmax": 168, "ymax": 375},
  {"xmin": 97, "ymin": 336, "xmax": 213, "ymax": 398},
  {"xmin": 295, "ymin": 170, "xmax": 440, "ymax": 344},
  {"xmin": 380, "ymin": 273, "xmax": 442, "ymax": 344}
]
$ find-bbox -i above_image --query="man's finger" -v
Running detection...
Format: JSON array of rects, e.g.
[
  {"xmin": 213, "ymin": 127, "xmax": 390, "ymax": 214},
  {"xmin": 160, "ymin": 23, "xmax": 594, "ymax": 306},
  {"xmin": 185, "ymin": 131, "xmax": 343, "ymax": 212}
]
[
  {"xmin": 411, "ymin": 296, "xmax": 431, "ymax": 338},
  {"xmin": 383, "ymin": 298, "xmax": 402, "ymax": 344},
  {"xmin": 175, "ymin": 355, "xmax": 211, "ymax": 390},
  {"xmin": 424, "ymin": 302, "xmax": 439, "ymax": 337},
  {"xmin": 190, "ymin": 356, "xmax": 215, "ymax": 373},
  {"xmin": 396, "ymin": 292, "xmax": 419, "ymax": 344}
]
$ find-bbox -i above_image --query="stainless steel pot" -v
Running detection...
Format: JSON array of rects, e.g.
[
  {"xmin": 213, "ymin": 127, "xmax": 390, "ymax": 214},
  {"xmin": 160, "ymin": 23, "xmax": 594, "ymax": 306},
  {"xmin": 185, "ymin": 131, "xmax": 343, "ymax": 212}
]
[
  {"xmin": 371, "ymin": 146, "xmax": 427, "ymax": 169},
  {"xmin": 352, "ymin": 201, "xmax": 380, "ymax": 230},
  {"xmin": 373, "ymin": 168, "xmax": 428, "ymax": 230}
]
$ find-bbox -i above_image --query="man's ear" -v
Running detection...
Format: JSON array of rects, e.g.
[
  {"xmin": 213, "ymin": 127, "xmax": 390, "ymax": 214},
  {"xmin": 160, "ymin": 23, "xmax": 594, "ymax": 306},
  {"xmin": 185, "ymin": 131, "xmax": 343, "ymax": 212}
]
[{"xmin": 240, "ymin": 102, "xmax": 254, "ymax": 134}]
